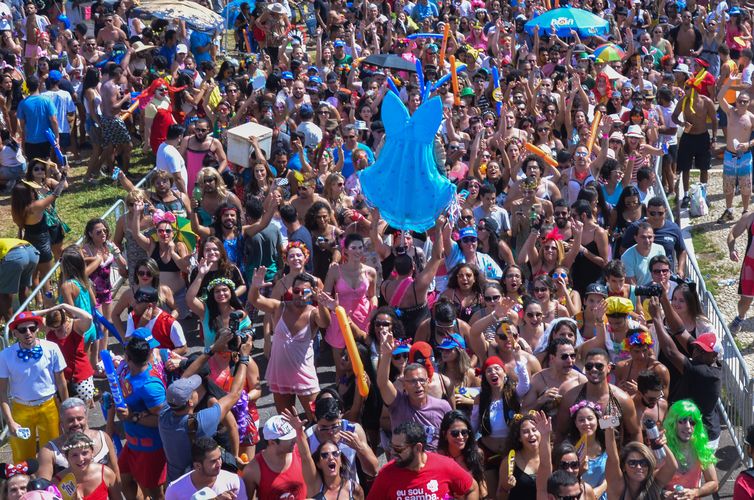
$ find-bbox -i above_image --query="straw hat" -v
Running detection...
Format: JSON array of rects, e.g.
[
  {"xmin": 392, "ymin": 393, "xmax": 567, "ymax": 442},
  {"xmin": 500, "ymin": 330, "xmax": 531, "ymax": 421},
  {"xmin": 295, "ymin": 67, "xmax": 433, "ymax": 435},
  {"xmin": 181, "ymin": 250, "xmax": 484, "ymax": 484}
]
[
  {"xmin": 132, "ymin": 41, "xmax": 155, "ymax": 54},
  {"xmin": 268, "ymin": 3, "xmax": 287, "ymax": 14}
]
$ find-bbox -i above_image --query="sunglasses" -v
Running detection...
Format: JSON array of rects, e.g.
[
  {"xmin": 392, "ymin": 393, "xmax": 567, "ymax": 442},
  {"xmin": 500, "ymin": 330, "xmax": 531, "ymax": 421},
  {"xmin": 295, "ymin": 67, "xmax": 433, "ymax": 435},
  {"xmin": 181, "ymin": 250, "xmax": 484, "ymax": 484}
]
[
  {"xmin": 484, "ymin": 295, "xmax": 501, "ymax": 302},
  {"xmin": 16, "ymin": 325, "xmax": 38, "ymax": 333},
  {"xmin": 627, "ymin": 458, "xmax": 650, "ymax": 468},
  {"xmin": 392, "ymin": 352, "xmax": 408, "ymax": 360},
  {"xmin": 560, "ymin": 460, "xmax": 580, "ymax": 470},
  {"xmin": 461, "ymin": 237, "xmax": 477, "ymax": 244},
  {"xmin": 195, "ymin": 128, "xmax": 209, "ymax": 133},
  {"xmin": 560, "ymin": 352, "xmax": 577, "ymax": 361},
  {"xmin": 157, "ymin": 228, "xmax": 173, "ymax": 235},
  {"xmin": 498, "ymin": 332, "xmax": 516, "ymax": 341},
  {"xmin": 584, "ymin": 362, "xmax": 606, "ymax": 372},
  {"xmin": 533, "ymin": 287, "xmax": 549, "ymax": 293},
  {"xmin": 291, "ymin": 287, "xmax": 312, "ymax": 295},
  {"xmin": 450, "ymin": 429, "xmax": 470, "ymax": 438},
  {"xmin": 320, "ymin": 450, "xmax": 341, "ymax": 459},
  {"xmin": 461, "ymin": 215, "xmax": 474, "ymax": 221},
  {"xmin": 678, "ymin": 417, "xmax": 697, "ymax": 426},
  {"xmin": 552, "ymin": 272, "xmax": 567, "ymax": 279},
  {"xmin": 575, "ymin": 151, "xmax": 588, "ymax": 158},
  {"xmin": 652, "ymin": 268, "xmax": 670, "ymax": 275},
  {"xmin": 137, "ymin": 269, "xmax": 153, "ymax": 278}
]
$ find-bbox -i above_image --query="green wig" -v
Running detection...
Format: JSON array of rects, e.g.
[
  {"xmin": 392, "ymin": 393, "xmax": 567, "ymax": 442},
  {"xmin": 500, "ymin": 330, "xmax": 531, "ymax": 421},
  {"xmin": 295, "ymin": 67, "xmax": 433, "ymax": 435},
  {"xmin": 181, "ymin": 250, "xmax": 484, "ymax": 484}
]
[{"xmin": 664, "ymin": 399, "xmax": 717, "ymax": 469}]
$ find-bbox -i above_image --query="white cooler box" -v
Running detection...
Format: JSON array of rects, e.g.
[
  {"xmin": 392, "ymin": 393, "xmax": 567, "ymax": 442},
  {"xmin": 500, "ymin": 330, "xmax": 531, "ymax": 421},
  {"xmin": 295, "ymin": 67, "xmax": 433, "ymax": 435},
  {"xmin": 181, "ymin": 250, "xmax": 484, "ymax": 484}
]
[{"xmin": 227, "ymin": 122, "xmax": 273, "ymax": 169}]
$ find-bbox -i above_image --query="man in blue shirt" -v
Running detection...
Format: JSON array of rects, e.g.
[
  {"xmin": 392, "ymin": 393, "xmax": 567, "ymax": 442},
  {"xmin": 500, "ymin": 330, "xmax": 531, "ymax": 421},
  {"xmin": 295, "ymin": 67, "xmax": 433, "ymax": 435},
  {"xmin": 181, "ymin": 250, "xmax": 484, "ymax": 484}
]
[
  {"xmin": 158, "ymin": 29, "xmax": 179, "ymax": 67},
  {"xmin": 159, "ymin": 333, "xmax": 253, "ymax": 482},
  {"xmin": 333, "ymin": 124, "xmax": 375, "ymax": 178},
  {"xmin": 117, "ymin": 337, "xmax": 167, "ymax": 499},
  {"xmin": 189, "ymin": 30, "xmax": 214, "ymax": 64},
  {"xmin": 411, "ymin": 0, "xmax": 439, "ymax": 22},
  {"xmin": 17, "ymin": 75, "xmax": 58, "ymax": 161}
]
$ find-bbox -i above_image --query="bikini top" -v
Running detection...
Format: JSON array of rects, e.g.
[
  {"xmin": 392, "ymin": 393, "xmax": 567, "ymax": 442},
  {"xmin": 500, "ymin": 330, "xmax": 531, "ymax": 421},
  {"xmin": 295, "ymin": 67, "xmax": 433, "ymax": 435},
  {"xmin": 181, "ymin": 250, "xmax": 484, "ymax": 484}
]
[{"xmin": 151, "ymin": 245, "xmax": 181, "ymax": 273}]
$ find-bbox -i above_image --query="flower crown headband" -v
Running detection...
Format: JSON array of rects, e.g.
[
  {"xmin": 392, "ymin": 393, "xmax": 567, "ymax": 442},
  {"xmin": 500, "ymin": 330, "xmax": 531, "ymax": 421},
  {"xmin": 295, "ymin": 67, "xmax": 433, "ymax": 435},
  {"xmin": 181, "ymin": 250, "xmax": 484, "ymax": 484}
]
[
  {"xmin": 621, "ymin": 329, "xmax": 654, "ymax": 351},
  {"xmin": 207, "ymin": 277, "xmax": 236, "ymax": 292},
  {"xmin": 569, "ymin": 400, "xmax": 603, "ymax": 417}
]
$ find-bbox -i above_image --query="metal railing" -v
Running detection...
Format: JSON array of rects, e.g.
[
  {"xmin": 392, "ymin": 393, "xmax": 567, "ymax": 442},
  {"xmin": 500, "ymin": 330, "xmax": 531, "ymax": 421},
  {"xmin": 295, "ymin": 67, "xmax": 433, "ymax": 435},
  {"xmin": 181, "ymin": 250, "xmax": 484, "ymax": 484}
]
[
  {"xmin": 0, "ymin": 175, "xmax": 149, "ymax": 441},
  {"xmin": 655, "ymin": 150, "xmax": 754, "ymax": 488}
]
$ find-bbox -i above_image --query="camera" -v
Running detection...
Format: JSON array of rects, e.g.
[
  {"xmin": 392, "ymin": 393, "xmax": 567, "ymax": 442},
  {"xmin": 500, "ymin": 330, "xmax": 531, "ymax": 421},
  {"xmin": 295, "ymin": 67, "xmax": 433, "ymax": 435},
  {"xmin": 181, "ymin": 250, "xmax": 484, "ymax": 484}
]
[
  {"xmin": 635, "ymin": 283, "xmax": 664, "ymax": 297},
  {"xmin": 227, "ymin": 311, "xmax": 250, "ymax": 352},
  {"xmin": 669, "ymin": 274, "xmax": 694, "ymax": 287}
]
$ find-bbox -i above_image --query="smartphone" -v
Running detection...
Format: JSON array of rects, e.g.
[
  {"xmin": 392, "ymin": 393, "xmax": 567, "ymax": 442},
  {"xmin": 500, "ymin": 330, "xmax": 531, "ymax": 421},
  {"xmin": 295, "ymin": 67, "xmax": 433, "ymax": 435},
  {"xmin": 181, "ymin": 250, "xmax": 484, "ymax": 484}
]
[
  {"xmin": 599, "ymin": 415, "xmax": 620, "ymax": 429},
  {"xmin": 343, "ymin": 421, "xmax": 356, "ymax": 433}
]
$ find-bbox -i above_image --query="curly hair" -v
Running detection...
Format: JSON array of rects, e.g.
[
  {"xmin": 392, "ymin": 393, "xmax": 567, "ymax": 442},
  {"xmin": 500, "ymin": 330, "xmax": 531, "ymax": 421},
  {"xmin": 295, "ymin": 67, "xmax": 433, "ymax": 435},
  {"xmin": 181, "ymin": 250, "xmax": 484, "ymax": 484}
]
[
  {"xmin": 446, "ymin": 263, "xmax": 485, "ymax": 294},
  {"xmin": 664, "ymin": 399, "xmax": 717, "ymax": 469},
  {"xmin": 304, "ymin": 201, "xmax": 333, "ymax": 232}
]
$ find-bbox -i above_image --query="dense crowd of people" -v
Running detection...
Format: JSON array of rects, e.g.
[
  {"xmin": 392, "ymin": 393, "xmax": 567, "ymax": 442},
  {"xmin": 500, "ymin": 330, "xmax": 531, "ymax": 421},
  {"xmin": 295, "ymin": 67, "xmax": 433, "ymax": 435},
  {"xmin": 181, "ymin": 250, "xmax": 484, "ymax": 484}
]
[{"xmin": 1, "ymin": 0, "xmax": 754, "ymax": 497}]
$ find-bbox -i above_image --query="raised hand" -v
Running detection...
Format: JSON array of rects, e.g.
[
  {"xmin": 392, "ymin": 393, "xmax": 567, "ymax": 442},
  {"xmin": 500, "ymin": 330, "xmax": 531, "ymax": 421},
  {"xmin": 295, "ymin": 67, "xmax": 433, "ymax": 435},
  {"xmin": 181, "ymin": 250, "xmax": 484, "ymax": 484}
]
[
  {"xmin": 380, "ymin": 331, "xmax": 395, "ymax": 356},
  {"xmin": 281, "ymin": 407, "xmax": 306, "ymax": 436},
  {"xmin": 251, "ymin": 266, "xmax": 272, "ymax": 289}
]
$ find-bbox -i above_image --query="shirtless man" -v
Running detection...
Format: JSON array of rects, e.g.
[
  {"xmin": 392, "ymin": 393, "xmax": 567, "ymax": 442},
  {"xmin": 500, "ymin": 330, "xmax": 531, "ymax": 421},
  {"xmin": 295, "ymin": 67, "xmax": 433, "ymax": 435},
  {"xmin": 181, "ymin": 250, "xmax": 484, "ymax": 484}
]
[
  {"xmin": 81, "ymin": 36, "xmax": 104, "ymax": 65},
  {"xmin": 522, "ymin": 338, "xmax": 586, "ymax": 415},
  {"xmin": 717, "ymin": 79, "xmax": 754, "ymax": 222},
  {"xmin": 672, "ymin": 80, "xmax": 717, "ymax": 208},
  {"xmin": 23, "ymin": 0, "xmax": 49, "ymax": 74},
  {"xmin": 96, "ymin": 12, "xmax": 128, "ymax": 47},
  {"xmin": 100, "ymin": 64, "xmax": 132, "ymax": 174},
  {"xmin": 290, "ymin": 177, "xmax": 331, "ymax": 224},
  {"xmin": 669, "ymin": 10, "xmax": 702, "ymax": 57},
  {"xmin": 632, "ymin": 371, "xmax": 668, "ymax": 439},
  {"xmin": 556, "ymin": 348, "xmax": 641, "ymax": 446}
]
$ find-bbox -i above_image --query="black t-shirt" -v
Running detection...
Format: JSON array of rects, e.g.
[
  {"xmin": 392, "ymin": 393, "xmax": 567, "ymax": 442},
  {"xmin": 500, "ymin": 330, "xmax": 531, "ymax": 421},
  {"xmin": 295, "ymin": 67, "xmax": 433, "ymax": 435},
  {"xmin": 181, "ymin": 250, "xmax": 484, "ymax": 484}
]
[{"xmin": 681, "ymin": 357, "xmax": 721, "ymax": 440}]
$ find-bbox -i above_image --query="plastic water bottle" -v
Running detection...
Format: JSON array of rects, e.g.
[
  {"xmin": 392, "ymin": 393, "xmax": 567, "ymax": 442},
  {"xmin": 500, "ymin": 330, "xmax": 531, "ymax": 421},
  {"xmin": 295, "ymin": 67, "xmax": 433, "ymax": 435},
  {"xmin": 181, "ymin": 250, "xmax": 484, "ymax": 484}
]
[{"xmin": 644, "ymin": 418, "xmax": 666, "ymax": 461}]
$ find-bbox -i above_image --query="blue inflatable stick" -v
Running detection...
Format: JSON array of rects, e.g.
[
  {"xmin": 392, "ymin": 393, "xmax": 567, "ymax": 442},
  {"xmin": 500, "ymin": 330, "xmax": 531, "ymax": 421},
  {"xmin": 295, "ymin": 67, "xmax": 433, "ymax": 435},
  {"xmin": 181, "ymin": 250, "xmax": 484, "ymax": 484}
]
[
  {"xmin": 93, "ymin": 309, "xmax": 125, "ymax": 346},
  {"xmin": 45, "ymin": 128, "xmax": 65, "ymax": 165},
  {"xmin": 100, "ymin": 392, "xmax": 123, "ymax": 454},
  {"xmin": 416, "ymin": 59, "xmax": 425, "ymax": 100},
  {"xmin": 358, "ymin": 92, "xmax": 455, "ymax": 232},
  {"xmin": 491, "ymin": 66, "xmax": 501, "ymax": 116},
  {"xmin": 100, "ymin": 350, "xmax": 126, "ymax": 409},
  {"xmin": 387, "ymin": 77, "xmax": 400, "ymax": 96},
  {"xmin": 406, "ymin": 33, "xmax": 444, "ymax": 39},
  {"xmin": 430, "ymin": 64, "xmax": 467, "ymax": 92}
]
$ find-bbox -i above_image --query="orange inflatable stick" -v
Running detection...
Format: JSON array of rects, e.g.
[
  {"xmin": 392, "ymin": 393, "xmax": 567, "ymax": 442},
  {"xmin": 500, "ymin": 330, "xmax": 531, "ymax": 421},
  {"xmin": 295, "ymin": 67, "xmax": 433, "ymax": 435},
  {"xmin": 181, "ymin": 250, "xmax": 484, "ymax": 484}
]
[
  {"xmin": 524, "ymin": 142, "xmax": 559, "ymax": 167},
  {"xmin": 450, "ymin": 55, "xmax": 460, "ymax": 106},
  {"xmin": 336, "ymin": 306, "xmax": 369, "ymax": 398},
  {"xmin": 586, "ymin": 110, "xmax": 602, "ymax": 153}
]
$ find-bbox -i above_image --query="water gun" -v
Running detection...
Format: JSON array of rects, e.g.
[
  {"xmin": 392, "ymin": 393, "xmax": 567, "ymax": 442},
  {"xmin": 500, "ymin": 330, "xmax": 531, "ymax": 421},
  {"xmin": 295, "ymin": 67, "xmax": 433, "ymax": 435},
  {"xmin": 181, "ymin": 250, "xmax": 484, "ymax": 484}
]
[
  {"xmin": 100, "ymin": 350, "xmax": 126, "ymax": 409},
  {"xmin": 100, "ymin": 392, "xmax": 123, "ymax": 454},
  {"xmin": 44, "ymin": 128, "xmax": 65, "ymax": 165}
]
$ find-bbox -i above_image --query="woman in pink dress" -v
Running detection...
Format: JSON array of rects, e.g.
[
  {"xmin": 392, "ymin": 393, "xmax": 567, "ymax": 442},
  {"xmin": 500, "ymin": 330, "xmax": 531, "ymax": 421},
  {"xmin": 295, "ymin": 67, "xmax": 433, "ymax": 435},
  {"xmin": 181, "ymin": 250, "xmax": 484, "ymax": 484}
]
[
  {"xmin": 248, "ymin": 266, "xmax": 337, "ymax": 421},
  {"xmin": 323, "ymin": 234, "xmax": 377, "ymax": 380}
]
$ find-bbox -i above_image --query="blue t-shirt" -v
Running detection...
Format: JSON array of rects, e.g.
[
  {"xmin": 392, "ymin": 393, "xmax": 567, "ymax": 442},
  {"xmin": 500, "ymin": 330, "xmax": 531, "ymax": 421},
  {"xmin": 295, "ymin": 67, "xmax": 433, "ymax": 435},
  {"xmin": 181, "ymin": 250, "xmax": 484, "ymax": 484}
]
[
  {"xmin": 333, "ymin": 143, "xmax": 375, "ymax": 178},
  {"xmin": 122, "ymin": 365, "xmax": 166, "ymax": 452},
  {"xmin": 190, "ymin": 31, "xmax": 213, "ymax": 64},
  {"xmin": 159, "ymin": 45, "xmax": 178, "ymax": 67},
  {"xmin": 446, "ymin": 242, "xmax": 503, "ymax": 281},
  {"xmin": 159, "ymin": 403, "xmax": 222, "ymax": 482},
  {"xmin": 17, "ymin": 95, "xmax": 55, "ymax": 144}
]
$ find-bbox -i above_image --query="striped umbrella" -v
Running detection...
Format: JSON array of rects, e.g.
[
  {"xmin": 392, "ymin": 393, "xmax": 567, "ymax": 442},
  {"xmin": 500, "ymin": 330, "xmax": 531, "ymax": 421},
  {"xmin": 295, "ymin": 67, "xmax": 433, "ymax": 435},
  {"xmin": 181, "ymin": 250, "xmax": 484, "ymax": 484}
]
[{"xmin": 594, "ymin": 43, "xmax": 626, "ymax": 63}]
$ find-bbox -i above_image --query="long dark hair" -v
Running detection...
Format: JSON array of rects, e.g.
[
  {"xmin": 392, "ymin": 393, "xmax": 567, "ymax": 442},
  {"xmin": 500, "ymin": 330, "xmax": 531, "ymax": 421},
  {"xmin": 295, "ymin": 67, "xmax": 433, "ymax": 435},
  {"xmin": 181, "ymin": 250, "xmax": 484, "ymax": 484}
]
[
  {"xmin": 10, "ymin": 182, "xmax": 35, "ymax": 230},
  {"xmin": 446, "ymin": 263, "xmax": 485, "ymax": 295},
  {"xmin": 206, "ymin": 281, "xmax": 244, "ymax": 330},
  {"xmin": 368, "ymin": 307, "xmax": 405, "ymax": 340},
  {"xmin": 478, "ymin": 367, "xmax": 520, "ymax": 437},
  {"xmin": 305, "ymin": 201, "xmax": 333, "ymax": 232},
  {"xmin": 615, "ymin": 185, "xmax": 643, "ymax": 227},
  {"xmin": 312, "ymin": 439, "xmax": 351, "ymax": 484},
  {"xmin": 82, "ymin": 67, "xmax": 100, "ymax": 94},
  {"xmin": 199, "ymin": 235, "xmax": 235, "ymax": 276},
  {"xmin": 60, "ymin": 244, "xmax": 96, "ymax": 299},
  {"xmin": 567, "ymin": 404, "xmax": 606, "ymax": 450},
  {"xmin": 438, "ymin": 411, "xmax": 485, "ymax": 483},
  {"xmin": 212, "ymin": 203, "xmax": 242, "ymax": 241},
  {"xmin": 83, "ymin": 218, "xmax": 109, "ymax": 246}
]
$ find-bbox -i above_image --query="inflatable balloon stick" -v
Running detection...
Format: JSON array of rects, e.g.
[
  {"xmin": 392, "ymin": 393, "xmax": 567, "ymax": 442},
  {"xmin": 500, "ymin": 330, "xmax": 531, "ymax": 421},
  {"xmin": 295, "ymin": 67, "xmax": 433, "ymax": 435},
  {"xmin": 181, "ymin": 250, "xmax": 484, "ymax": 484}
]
[
  {"xmin": 416, "ymin": 59, "xmax": 425, "ymax": 99},
  {"xmin": 429, "ymin": 63, "xmax": 467, "ymax": 92},
  {"xmin": 586, "ymin": 110, "xmax": 602, "ymax": 153},
  {"xmin": 387, "ymin": 77, "xmax": 400, "ymax": 96},
  {"xmin": 450, "ymin": 55, "xmax": 460, "ymax": 105},
  {"xmin": 358, "ymin": 92, "xmax": 456, "ymax": 232},
  {"xmin": 575, "ymin": 433, "xmax": 587, "ymax": 458},
  {"xmin": 439, "ymin": 23, "xmax": 450, "ymax": 62},
  {"xmin": 336, "ymin": 306, "xmax": 368, "ymax": 397},
  {"xmin": 100, "ymin": 350, "xmax": 126, "ymax": 409},
  {"xmin": 243, "ymin": 28, "xmax": 253, "ymax": 54},
  {"xmin": 524, "ymin": 143, "xmax": 559, "ymax": 167},
  {"xmin": 45, "ymin": 129, "xmax": 65, "ymax": 165},
  {"xmin": 491, "ymin": 66, "xmax": 502, "ymax": 116},
  {"xmin": 406, "ymin": 33, "xmax": 444, "ymax": 40},
  {"xmin": 507, "ymin": 449, "xmax": 516, "ymax": 476},
  {"xmin": 119, "ymin": 90, "xmax": 146, "ymax": 120}
]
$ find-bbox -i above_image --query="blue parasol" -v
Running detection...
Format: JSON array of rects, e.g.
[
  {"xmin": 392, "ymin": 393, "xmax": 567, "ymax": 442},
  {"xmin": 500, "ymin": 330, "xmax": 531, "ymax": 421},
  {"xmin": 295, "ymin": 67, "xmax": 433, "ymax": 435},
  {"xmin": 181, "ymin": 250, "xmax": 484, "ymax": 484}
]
[
  {"xmin": 524, "ymin": 7, "xmax": 609, "ymax": 38},
  {"xmin": 222, "ymin": 0, "xmax": 256, "ymax": 29}
]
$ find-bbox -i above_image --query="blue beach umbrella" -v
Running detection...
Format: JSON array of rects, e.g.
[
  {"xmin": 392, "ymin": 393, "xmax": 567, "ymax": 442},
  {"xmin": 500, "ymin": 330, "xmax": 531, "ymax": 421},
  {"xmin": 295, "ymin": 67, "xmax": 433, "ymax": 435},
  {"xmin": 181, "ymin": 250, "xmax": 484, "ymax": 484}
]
[
  {"xmin": 222, "ymin": 0, "xmax": 256, "ymax": 29},
  {"xmin": 525, "ymin": 7, "xmax": 610, "ymax": 38}
]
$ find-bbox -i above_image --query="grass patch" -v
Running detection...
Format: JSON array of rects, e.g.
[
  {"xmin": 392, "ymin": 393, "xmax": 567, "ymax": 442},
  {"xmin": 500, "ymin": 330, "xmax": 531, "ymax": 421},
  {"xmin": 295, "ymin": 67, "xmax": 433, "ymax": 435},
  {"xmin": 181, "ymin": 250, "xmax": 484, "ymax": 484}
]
[
  {"xmin": 0, "ymin": 151, "xmax": 153, "ymax": 243},
  {"xmin": 690, "ymin": 225, "xmax": 728, "ymax": 296}
]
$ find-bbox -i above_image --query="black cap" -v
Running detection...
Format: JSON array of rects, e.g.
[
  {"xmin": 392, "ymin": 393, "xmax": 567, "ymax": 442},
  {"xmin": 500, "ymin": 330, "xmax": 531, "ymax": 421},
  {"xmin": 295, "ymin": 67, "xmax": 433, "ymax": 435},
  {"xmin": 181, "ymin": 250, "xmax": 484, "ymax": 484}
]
[{"xmin": 585, "ymin": 283, "xmax": 608, "ymax": 297}]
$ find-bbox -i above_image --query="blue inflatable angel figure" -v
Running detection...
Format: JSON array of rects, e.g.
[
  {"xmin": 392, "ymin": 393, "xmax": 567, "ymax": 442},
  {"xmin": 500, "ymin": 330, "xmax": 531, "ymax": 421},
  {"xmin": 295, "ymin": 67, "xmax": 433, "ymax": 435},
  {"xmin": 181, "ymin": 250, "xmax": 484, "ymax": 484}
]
[{"xmin": 358, "ymin": 91, "xmax": 455, "ymax": 232}]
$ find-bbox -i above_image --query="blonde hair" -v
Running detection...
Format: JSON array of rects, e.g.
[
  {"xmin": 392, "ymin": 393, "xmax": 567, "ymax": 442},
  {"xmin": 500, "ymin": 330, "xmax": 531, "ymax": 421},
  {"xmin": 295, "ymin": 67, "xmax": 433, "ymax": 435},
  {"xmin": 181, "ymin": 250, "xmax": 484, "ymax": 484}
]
[
  {"xmin": 125, "ymin": 189, "xmax": 147, "ymax": 206},
  {"xmin": 196, "ymin": 168, "xmax": 230, "ymax": 199},
  {"xmin": 323, "ymin": 173, "xmax": 347, "ymax": 206}
]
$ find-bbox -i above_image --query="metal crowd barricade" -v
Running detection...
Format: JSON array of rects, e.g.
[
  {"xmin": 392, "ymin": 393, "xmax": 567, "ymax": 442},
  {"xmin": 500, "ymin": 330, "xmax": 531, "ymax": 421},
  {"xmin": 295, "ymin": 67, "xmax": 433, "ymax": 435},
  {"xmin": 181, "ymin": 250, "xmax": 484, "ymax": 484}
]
[{"xmin": 0, "ymin": 175, "xmax": 149, "ymax": 442}]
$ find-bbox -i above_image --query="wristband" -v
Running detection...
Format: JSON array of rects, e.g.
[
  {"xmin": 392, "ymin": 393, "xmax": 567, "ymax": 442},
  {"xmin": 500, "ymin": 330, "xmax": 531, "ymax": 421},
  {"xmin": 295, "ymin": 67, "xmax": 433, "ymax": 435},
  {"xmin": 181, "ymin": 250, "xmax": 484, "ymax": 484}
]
[{"xmin": 239, "ymin": 355, "xmax": 250, "ymax": 365}]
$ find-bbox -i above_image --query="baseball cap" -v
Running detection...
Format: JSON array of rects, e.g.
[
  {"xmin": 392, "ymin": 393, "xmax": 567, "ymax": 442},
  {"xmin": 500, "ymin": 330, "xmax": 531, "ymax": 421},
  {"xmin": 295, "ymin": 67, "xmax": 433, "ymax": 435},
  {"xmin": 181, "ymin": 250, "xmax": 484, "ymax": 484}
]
[
  {"xmin": 585, "ymin": 283, "xmax": 608, "ymax": 298},
  {"xmin": 334, "ymin": 40, "xmax": 346, "ymax": 48},
  {"xmin": 458, "ymin": 226, "xmax": 478, "ymax": 239},
  {"xmin": 691, "ymin": 332, "xmax": 723, "ymax": 354},
  {"xmin": 309, "ymin": 75, "xmax": 322, "ymax": 85},
  {"xmin": 730, "ymin": 6, "xmax": 741, "ymax": 15},
  {"xmin": 47, "ymin": 70, "xmax": 62, "ymax": 83},
  {"xmin": 8, "ymin": 311, "xmax": 44, "ymax": 331},
  {"xmin": 392, "ymin": 340, "xmax": 411, "ymax": 355},
  {"xmin": 166, "ymin": 374, "xmax": 202, "ymax": 408},
  {"xmin": 673, "ymin": 63, "xmax": 691, "ymax": 76},
  {"xmin": 438, "ymin": 333, "xmax": 466, "ymax": 350},
  {"xmin": 426, "ymin": 43, "xmax": 439, "ymax": 54},
  {"xmin": 176, "ymin": 43, "xmax": 188, "ymax": 55},
  {"xmin": 130, "ymin": 327, "xmax": 160, "ymax": 349},
  {"xmin": 307, "ymin": 65, "xmax": 319, "ymax": 74},
  {"xmin": 134, "ymin": 286, "xmax": 159, "ymax": 304},
  {"xmin": 281, "ymin": 71, "xmax": 294, "ymax": 80},
  {"xmin": 460, "ymin": 86, "xmax": 475, "ymax": 97},
  {"xmin": 300, "ymin": 104, "xmax": 314, "ymax": 119},
  {"xmin": 263, "ymin": 415, "xmax": 297, "ymax": 440}
]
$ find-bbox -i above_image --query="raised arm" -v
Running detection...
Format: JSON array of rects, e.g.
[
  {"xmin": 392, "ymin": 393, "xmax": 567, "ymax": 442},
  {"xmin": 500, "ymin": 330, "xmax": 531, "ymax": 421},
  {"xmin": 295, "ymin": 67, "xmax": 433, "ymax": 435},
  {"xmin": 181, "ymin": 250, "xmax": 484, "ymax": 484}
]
[
  {"xmin": 185, "ymin": 260, "xmax": 209, "ymax": 318},
  {"xmin": 376, "ymin": 332, "xmax": 399, "ymax": 406},
  {"xmin": 128, "ymin": 200, "xmax": 155, "ymax": 252},
  {"xmin": 248, "ymin": 266, "xmax": 281, "ymax": 315}
]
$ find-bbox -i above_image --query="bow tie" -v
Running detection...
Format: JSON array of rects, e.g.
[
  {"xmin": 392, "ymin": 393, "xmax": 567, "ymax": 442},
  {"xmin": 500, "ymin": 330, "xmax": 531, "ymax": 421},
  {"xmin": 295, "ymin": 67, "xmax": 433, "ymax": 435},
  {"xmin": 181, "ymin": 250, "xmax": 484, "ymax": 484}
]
[{"xmin": 17, "ymin": 345, "xmax": 43, "ymax": 362}]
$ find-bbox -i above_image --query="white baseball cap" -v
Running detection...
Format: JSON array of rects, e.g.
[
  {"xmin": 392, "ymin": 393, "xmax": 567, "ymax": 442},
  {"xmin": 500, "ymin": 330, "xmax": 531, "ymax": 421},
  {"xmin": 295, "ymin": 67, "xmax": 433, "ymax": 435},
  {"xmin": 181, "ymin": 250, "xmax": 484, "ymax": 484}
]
[
  {"xmin": 263, "ymin": 415, "xmax": 297, "ymax": 441},
  {"xmin": 176, "ymin": 43, "xmax": 188, "ymax": 55}
]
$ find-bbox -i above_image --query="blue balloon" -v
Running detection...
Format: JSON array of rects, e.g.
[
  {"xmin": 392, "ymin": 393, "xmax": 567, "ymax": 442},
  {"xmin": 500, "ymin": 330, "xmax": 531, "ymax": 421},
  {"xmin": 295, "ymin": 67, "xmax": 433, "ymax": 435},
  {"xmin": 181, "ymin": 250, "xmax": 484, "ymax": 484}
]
[
  {"xmin": 358, "ymin": 92, "xmax": 455, "ymax": 232},
  {"xmin": 430, "ymin": 64, "xmax": 467, "ymax": 92},
  {"xmin": 416, "ymin": 59, "xmax": 425, "ymax": 100},
  {"xmin": 491, "ymin": 66, "xmax": 501, "ymax": 117},
  {"xmin": 387, "ymin": 77, "xmax": 401, "ymax": 96},
  {"xmin": 406, "ymin": 33, "xmax": 444, "ymax": 40}
]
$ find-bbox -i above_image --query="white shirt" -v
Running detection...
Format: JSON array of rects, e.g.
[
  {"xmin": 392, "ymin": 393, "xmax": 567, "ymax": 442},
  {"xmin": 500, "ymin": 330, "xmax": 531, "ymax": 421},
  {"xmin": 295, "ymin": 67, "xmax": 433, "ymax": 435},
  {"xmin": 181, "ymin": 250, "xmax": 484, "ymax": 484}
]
[
  {"xmin": 0, "ymin": 340, "xmax": 66, "ymax": 403},
  {"xmin": 41, "ymin": 89, "xmax": 76, "ymax": 134},
  {"xmin": 165, "ymin": 469, "xmax": 246, "ymax": 500},
  {"xmin": 155, "ymin": 143, "xmax": 188, "ymax": 191}
]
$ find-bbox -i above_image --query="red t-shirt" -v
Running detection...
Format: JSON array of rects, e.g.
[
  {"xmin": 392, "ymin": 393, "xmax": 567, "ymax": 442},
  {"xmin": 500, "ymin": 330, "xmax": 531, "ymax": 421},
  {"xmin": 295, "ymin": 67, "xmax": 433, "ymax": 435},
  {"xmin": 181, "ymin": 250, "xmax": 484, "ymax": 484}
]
[
  {"xmin": 47, "ymin": 329, "xmax": 94, "ymax": 383},
  {"xmin": 734, "ymin": 469, "xmax": 754, "ymax": 500},
  {"xmin": 367, "ymin": 453, "xmax": 474, "ymax": 500}
]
